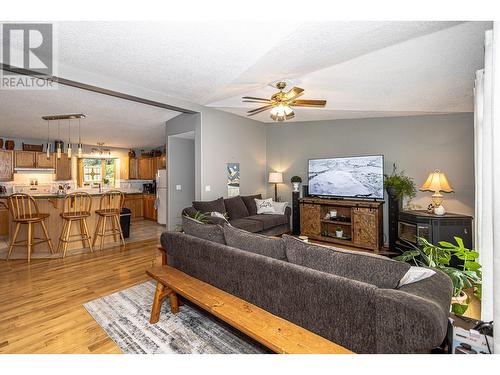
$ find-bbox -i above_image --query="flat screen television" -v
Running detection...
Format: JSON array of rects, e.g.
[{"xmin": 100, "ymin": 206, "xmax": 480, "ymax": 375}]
[{"xmin": 308, "ymin": 155, "xmax": 384, "ymax": 199}]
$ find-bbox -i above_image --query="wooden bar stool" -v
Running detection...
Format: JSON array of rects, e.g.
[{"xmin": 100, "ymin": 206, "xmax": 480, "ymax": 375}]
[
  {"xmin": 58, "ymin": 192, "xmax": 93, "ymax": 258},
  {"xmin": 92, "ymin": 190, "xmax": 126, "ymax": 250},
  {"xmin": 6, "ymin": 193, "xmax": 54, "ymax": 263}
]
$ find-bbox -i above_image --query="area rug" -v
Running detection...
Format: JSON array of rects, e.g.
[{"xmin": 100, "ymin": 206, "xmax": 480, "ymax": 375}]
[{"xmin": 83, "ymin": 281, "xmax": 268, "ymax": 354}]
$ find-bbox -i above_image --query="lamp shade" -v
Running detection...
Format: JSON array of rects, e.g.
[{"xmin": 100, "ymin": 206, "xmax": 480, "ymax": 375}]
[
  {"xmin": 420, "ymin": 170, "xmax": 454, "ymax": 193},
  {"xmin": 268, "ymin": 172, "xmax": 283, "ymax": 184}
]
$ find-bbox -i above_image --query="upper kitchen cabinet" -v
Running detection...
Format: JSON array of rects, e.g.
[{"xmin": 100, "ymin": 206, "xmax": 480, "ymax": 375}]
[
  {"xmin": 14, "ymin": 150, "xmax": 36, "ymax": 168},
  {"xmin": 0, "ymin": 150, "xmax": 14, "ymax": 181},
  {"xmin": 36, "ymin": 152, "xmax": 55, "ymax": 168},
  {"xmin": 55, "ymin": 153, "xmax": 72, "ymax": 181},
  {"xmin": 139, "ymin": 157, "xmax": 153, "ymax": 180},
  {"xmin": 14, "ymin": 150, "xmax": 55, "ymax": 169},
  {"xmin": 129, "ymin": 157, "xmax": 139, "ymax": 179}
]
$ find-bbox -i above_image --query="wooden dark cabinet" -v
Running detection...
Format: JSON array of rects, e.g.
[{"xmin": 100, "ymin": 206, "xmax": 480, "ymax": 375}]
[{"xmin": 300, "ymin": 197, "xmax": 384, "ymax": 251}]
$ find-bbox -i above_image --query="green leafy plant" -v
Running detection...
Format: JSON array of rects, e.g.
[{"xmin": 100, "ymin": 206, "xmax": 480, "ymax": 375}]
[
  {"xmin": 395, "ymin": 236, "xmax": 481, "ymax": 315},
  {"xmin": 384, "ymin": 163, "xmax": 417, "ymax": 200},
  {"xmin": 291, "ymin": 176, "xmax": 302, "ymax": 183}
]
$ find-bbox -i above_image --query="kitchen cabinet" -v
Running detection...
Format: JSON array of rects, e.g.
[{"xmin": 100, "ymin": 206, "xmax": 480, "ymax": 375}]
[
  {"xmin": 129, "ymin": 157, "xmax": 139, "ymax": 180},
  {"xmin": 139, "ymin": 157, "xmax": 153, "ymax": 180},
  {"xmin": 14, "ymin": 151, "xmax": 55, "ymax": 169},
  {"xmin": 143, "ymin": 194, "xmax": 157, "ymax": 221},
  {"xmin": 120, "ymin": 156, "xmax": 129, "ymax": 180},
  {"xmin": 55, "ymin": 153, "xmax": 72, "ymax": 181},
  {"xmin": 0, "ymin": 150, "xmax": 13, "ymax": 181},
  {"xmin": 15, "ymin": 151, "xmax": 36, "ymax": 168},
  {"xmin": 36, "ymin": 152, "xmax": 55, "ymax": 168},
  {"xmin": 0, "ymin": 205, "xmax": 8, "ymax": 236},
  {"xmin": 123, "ymin": 194, "xmax": 144, "ymax": 220}
]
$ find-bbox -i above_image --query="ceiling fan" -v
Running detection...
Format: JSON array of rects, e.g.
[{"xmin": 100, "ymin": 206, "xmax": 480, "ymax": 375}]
[{"xmin": 242, "ymin": 81, "xmax": 326, "ymax": 121}]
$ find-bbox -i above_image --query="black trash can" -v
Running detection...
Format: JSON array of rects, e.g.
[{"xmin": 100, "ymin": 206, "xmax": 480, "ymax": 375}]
[{"xmin": 120, "ymin": 208, "xmax": 132, "ymax": 239}]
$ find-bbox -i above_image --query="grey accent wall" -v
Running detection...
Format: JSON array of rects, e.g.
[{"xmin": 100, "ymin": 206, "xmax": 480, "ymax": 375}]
[
  {"xmin": 200, "ymin": 108, "xmax": 267, "ymax": 200},
  {"xmin": 265, "ymin": 113, "xmax": 475, "ymax": 244},
  {"xmin": 167, "ymin": 137, "xmax": 195, "ymax": 230}
]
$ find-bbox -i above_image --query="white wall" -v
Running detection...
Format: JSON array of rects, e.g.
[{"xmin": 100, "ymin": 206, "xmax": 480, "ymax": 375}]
[{"xmin": 265, "ymin": 113, "xmax": 475, "ymax": 243}]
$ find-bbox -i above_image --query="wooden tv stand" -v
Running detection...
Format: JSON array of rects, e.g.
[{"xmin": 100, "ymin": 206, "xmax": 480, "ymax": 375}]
[{"xmin": 300, "ymin": 197, "xmax": 384, "ymax": 251}]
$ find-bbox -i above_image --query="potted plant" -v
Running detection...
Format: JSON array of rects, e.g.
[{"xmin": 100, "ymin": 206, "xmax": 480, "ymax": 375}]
[
  {"xmin": 335, "ymin": 226, "xmax": 343, "ymax": 238},
  {"xmin": 395, "ymin": 236, "xmax": 481, "ymax": 316},
  {"xmin": 290, "ymin": 176, "xmax": 302, "ymax": 192},
  {"xmin": 384, "ymin": 163, "xmax": 416, "ymax": 207}
]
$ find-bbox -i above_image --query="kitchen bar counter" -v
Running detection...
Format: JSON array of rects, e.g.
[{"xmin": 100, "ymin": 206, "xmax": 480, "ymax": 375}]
[{"xmin": 0, "ymin": 191, "xmax": 146, "ymax": 257}]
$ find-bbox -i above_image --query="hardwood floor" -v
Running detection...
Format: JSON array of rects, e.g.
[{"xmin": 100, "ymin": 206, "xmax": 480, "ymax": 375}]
[{"xmin": 0, "ymin": 238, "xmax": 162, "ymax": 353}]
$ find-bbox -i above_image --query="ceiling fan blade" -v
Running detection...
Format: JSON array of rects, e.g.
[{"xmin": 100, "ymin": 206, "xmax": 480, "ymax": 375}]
[
  {"xmin": 283, "ymin": 87, "xmax": 304, "ymax": 101},
  {"xmin": 247, "ymin": 104, "xmax": 275, "ymax": 116},
  {"xmin": 242, "ymin": 96, "xmax": 272, "ymax": 102},
  {"xmin": 290, "ymin": 99, "xmax": 327, "ymax": 107},
  {"xmin": 242, "ymin": 99, "xmax": 272, "ymax": 104}
]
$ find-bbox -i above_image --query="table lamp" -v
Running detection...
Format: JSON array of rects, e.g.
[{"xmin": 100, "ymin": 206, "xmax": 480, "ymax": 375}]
[
  {"xmin": 268, "ymin": 172, "xmax": 283, "ymax": 201},
  {"xmin": 419, "ymin": 170, "xmax": 454, "ymax": 215}
]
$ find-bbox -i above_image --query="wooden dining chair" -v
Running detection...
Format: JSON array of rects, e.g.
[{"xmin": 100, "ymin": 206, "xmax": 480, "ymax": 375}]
[
  {"xmin": 92, "ymin": 190, "xmax": 126, "ymax": 250},
  {"xmin": 6, "ymin": 193, "xmax": 54, "ymax": 263},
  {"xmin": 58, "ymin": 192, "xmax": 93, "ymax": 258}
]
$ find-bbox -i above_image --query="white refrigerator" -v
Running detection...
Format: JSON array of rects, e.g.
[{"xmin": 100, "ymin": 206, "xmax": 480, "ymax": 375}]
[{"xmin": 156, "ymin": 169, "xmax": 167, "ymax": 225}]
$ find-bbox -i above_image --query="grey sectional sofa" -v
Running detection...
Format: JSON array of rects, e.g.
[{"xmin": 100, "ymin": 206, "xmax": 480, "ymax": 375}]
[
  {"xmin": 160, "ymin": 224, "xmax": 453, "ymax": 354},
  {"xmin": 182, "ymin": 195, "xmax": 291, "ymax": 236}
]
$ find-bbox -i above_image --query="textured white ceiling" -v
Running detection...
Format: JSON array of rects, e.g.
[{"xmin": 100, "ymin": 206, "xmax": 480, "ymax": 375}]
[
  {"xmin": 207, "ymin": 21, "xmax": 492, "ymax": 122},
  {"xmin": 0, "ymin": 20, "xmax": 492, "ymax": 139},
  {"xmin": 0, "ymin": 85, "xmax": 180, "ymax": 148}
]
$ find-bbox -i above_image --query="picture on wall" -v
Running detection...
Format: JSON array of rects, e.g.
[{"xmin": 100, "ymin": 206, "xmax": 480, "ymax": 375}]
[{"xmin": 227, "ymin": 162, "xmax": 240, "ymax": 197}]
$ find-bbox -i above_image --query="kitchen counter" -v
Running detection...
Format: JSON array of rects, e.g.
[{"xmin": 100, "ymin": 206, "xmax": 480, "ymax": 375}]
[
  {"xmin": 0, "ymin": 192, "xmax": 144, "ymax": 257},
  {"xmin": 0, "ymin": 190, "xmax": 144, "ymax": 199}
]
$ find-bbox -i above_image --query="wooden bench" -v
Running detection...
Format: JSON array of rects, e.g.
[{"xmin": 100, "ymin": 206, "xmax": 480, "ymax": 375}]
[{"xmin": 146, "ymin": 264, "xmax": 353, "ymax": 354}]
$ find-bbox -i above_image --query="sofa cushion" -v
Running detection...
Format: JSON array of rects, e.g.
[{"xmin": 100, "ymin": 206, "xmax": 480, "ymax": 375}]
[
  {"xmin": 246, "ymin": 214, "xmax": 288, "ymax": 230},
  {"xmin": 241, "ymin": 194, "xmax": 262, "ymax": 216},
  {"xmin": 182, "ymin": 215, "xmax": 226, "ymax": 244},
  {"xmin": 192, "ymin": 197, "xmax": 226, "ymax": 215},
  {"xmin": 229, "ymin": 218, "xmax": 263, "ymax": 233},
  {"xmin": 223, "ymin": 196, "xmax": 249, "ymax": 220},
  {"xmin": 223, "ymin": 225, "xmax": 287, "ymax": 261},
  {"xmin": 282, "ymin": 235, "xmax": 410, "ymax": 289}
]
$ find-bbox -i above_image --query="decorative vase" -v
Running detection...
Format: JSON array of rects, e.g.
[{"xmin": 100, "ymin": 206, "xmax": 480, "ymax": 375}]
[
  {"xmin": 336, "ymin": 230, "xmax": 343, "ymax": 238},
  {"xmin": 434, "ymin": 205, "xmax": 446, "ymax": 215},
  {"xmin": 329, "ymin": 210, "xmax": 337, "ymax": 218},
  {"xmin": 5, "ymin": 140, "xmax": 14, "ymax": 150},
  {"xmin": 128, "ymin": 149, "xmax": 136, "ymax": 158},
  {"xmin": 292, "ymin": 182, "xmax": 300, "ymax": 192}
]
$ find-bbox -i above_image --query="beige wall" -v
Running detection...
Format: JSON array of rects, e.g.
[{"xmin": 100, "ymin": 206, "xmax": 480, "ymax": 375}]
[{"xmin": 265, "ymin": 113, "xmax": 475, "ymax": 243}]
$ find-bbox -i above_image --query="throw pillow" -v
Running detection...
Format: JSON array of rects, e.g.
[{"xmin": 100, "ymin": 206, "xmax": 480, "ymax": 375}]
[
  {"xmin": 192, "ymin": 197, "xmax": 226, "ymax": 215},
  {"xmin": 264, "ymin": 201, "xmax": 288, "ymax": 215},
  {"xmin": 255, "ymin": 198, "xmax": 275, "ymax": 214},
  {"xmin": 224, "ymin": 196, "xmax": 250, "ymax": 220},
  {"xmin": 282, "ymin": 235, "xmax": 410, "ymax": 289},
  {"xmin": 211, "ymin": 211, "xmax": 228, "ymax": 221},
  {"xmin": 182, "ymin": 215, "xmax": 226, "ymax": 244},
  {"xmin": 223, "ymin": 225, "xmax": 287, "ymax": 261},
  {"xmin": 241, "ymin": 194, "xmax": 262, "ymax": 216},
  {"xmin": 398, "ymin": 266, "xmax": 436, "ymax": 287}
]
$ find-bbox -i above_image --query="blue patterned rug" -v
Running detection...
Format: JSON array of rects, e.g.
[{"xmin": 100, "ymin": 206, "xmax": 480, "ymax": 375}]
[{"xmin": 84, "ymin": 281, "xmax": 268, "ymax": 354}]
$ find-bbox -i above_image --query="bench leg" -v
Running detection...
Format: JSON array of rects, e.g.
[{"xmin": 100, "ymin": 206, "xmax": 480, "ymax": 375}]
[
  {"xmin": 169, "ymin": 291, "xmax": 179, "ymax": 314},
  {"xmin": 150, "ymin": 282, "xmax": 171, "ymax": 324}
]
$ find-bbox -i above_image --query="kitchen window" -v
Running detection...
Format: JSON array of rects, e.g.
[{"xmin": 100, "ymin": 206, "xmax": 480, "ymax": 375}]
[{"xmin": 78, "ymin": 158, "xmax": 117, "ymax": 187}]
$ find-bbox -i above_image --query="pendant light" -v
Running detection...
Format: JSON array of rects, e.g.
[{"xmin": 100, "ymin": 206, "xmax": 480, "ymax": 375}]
[
  {"xmin": 46, "ymin": 119, "xmax": 51, "ymax": 159},
  {"xmin": 77, "ymin": 117, "xmax": 83, "ymax": 158},
  {"xmin": 67, "ymin": 119, "xmax": 72, "ymax": 159},
  {"xmin": 56, "ymin": 120, "xmax": 62, "ymax": 159}
]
